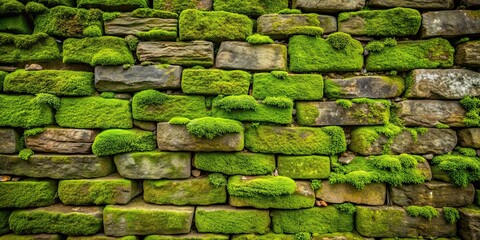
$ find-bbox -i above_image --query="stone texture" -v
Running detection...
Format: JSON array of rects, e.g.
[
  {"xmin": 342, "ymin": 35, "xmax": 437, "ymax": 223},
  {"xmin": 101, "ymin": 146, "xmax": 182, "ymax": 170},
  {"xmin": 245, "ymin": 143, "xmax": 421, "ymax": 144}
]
[
  {"xmin": 154, "ymin": 0, "xmax": 212, "ymax": 13},
  {"xmin": 406, "ymin": 69, "xmax": 480, "ymax": 99},
  {"xmin": 0, "ymin": 154, "xmax": 114, "ymax": 179},
  {"xmin": 136, "ymin": 41, "xmax": 214, "ymax": 67},
  {"xmin": 104, "ymin": 198, "xmax": 194, "ymax": 236},
  {"xmin": 316, "ymin": 181, "xmax": 386, "ymax": 206},
  {"xmin": 193, "ymin": 152, "xmax": 276, "ymax": 176},
  {"xmin": 25, "ymin": 128, "xmax": 98, "ymax": 154},
  {"xmin": 293, "ymin": 0, "xmax": 365, "ymax": 13},
  {"xmin": 368, "ymin": 0, "xmax": 454, "ymax": 9},
  {"xmin": 95, "ymin": 65, "xmax": 182, "ymax": 92},
  {"xmin": 325, "ymin": 76, "xmax": 404, "ymax": 99},
  {"xmin": 114, "ymin": 151, "xmax": 191, "ymax": 179},
  {"xmin": 277, "ymin": 155, "xmax": 330, "ymax": 179},
  {"xmin": 0, "ymin": 234, "xmax": 63, "ymax": 240},
  {"xmin": 157, "ymin": 123, "xmax": 244, "ymax": 152},
  {"xmin": 458, "ymin": 128, "xmax": 480, "ymax": 148},
  {"xmin": 421, "ymin": 10, "xmax": 480, "ymax": 38},
  {"xmin": 396, "ymin": 100, "xmax": 466, "ymax": 127},
  {"xmin": 459, "ymin": 207, "xmax": 480, "ymax": 240},
  {"xmin": 144, "ymin": 233, "xmax": 228, "ymax": 240},
  {"xmin": 257, "ymin": 14, "xmax": 336, "ymax": 39},
  {"xmin": 418, "ymin": 160, "xmax": 433, "ymax": 181},
  {"xmin": 104, "ymin": 14, "xmax": 177, "ymax": 36},
  {"xmin": 67, "ymin": 234, "xmax": 138, "ymax": 240},
  {"xmin": 0, "ymin": 128, "xmax": 19, "ymax": 154},
  {"xmin": 390, "ymin": 181, "xmax": 475, "ymax": 207},
  {"xmin": 456, "ymin": 41, "xmax": 480, "ymax": 67},
  {"xmin": 232, "ymin": 234, "xmax": 294, "ymax": 240},
  {"xmin": 0, "ymin": 179, "xmax": 57, "ymax": 208},
  {"xmin": 216, "ymin": 42, "xmax": 287, "ymax": 71},
  {"xmin": 356, "ymin": 206, "xmax": 456, "ymax": 238}
]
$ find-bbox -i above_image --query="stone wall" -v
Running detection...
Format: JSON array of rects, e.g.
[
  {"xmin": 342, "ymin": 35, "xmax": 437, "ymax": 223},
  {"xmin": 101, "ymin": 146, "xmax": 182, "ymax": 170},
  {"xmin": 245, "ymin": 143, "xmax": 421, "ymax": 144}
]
[{"xmin": 0, "ymin": 0, "xmax": 480, "ymax": 239}]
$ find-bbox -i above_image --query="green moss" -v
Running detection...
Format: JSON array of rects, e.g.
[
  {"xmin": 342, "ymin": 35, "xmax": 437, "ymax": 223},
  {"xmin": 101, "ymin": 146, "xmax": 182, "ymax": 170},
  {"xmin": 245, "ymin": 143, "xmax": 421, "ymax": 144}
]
[
  {"xmin": 213, "ymin": 95, "xmax": 257, "ymax": 112},
  {"xmin": 102, "ymin": 11, "xmax": 120, "ymax": 21},
  {"xmin": 0, "ymin": 33, "xmax": 61, "ymax": 64},
  {"xmin": 0, "ymin": 94, "xmax": 54, "ymax": 128},
  {"xmin": 194, "ymin": 152, "xmax": 275, "ymax": 175},
  {"xmin": 100, "ymin": 92, "xmax": 115, "ymax": 99},
  {"xmin": 208, "ymin": 173, "xmax": 227, "ymax": 188},
  {"xmin": 355, "ymin": 206, "xmax": 405, "ymax": 237},
  {"xmin": 311, "ymin": 232, "xmax": 365, "ymax": 240},
  {"xmin": 289, "ymin": 35, "xmax": 363, "ymax": 72},
  {"xmin": 431, "ymin": 152, "xmax": 480, "ymax": 187},
  {"xmin": 334, "ymin": 203, "xmax": 357, "ymax": 215},
  {"xmin": 0, "ymin": 179, "xmax": 57, "ymax": 208},
  {"xmin": 185, "ymin": 117, "xmax": 243, "ymax": 139},
  {"xmin": 271, "ymin": 71, "xmax": 288, "ymax": 79},
  {"xmin": 0, "ymin": 15, "xmax": 31, "ymax": 34},
  {"xmin": 195, "ymin": 206, "xmax": 270, "ymax": 234},
  {"xmin": 326, "ymin": 32, "xmax": 351, "ymax": 50},
  {"xmin": 136, "ymin": 29, "xmax": 177, "ymax": 41},
  {"xmin": 228, "ymin": 175, "xmax": 296, "ymax": 197},
  {"xmin": 125, "ymin": 35, "xmax": 139, "ymax": 52},
  {"xmin": 349, "ymin": 124, "xmax": 406, "ymax": 155},
  {"xmin": 295, "ymin": 102, "xmax": 320, "ymax": 126},
  {"xmin": 153, "ymin": 0, "xmax": 206, "ymax": 13},
  {"xmin": 25, "ymin": 2, "xmax": 48, "ymax": 15},
  {"xmin": 77, "ymin": 0, "xmax": 147, "ymax": 11},
  {"xmin": 253, "ymin": 73, "xmax": 323, "ymax": 100},
  {"xmin": 247, "ymin": 34, "xmax": 274, "ymax": 45},
  {"xmin": 443, "ymin": 207, "xmax": 460, "ymax": 224},
  {"xmin": 23, "ymin": 128, "xmax": 44, "ymax": 137},
  {"xmin": 131, "ymin": 8, "xmax": 178, "ymax": 18},
  {"xmin": 456, "ymin": 147, "xmax": 478, "ymax": 157},
  {"xmin": 179, "ymin": 9, "xmax": 253, "ymax": 42},
  {"xmin": 0, "ymin": 210, "xmax": 9, "ymax": 235},
  {"xmin": 365, "ymin": 40, "xmax": 385, "ymax": 52},
  {"xmin": 278, "ymin": 9, "xmax": 302, "ymax": 14},
  {"xmin": 233, "ymin": 233, "xmax": 294, "ymax": 240},
  {"xmin": 366, "ymin": 38, "xmax": 454, "ymax": 71},
  {"xmin": 0, "ymin": 71, "xmax": 6, "ymax": 91},
  {"xmin": 405, "ymin": 206, "xmax": 439, "ymax": 220},
  {"xmin": 56, "ymin": 97, "xmax": 132, "ymax": 129},
  {"xmin": 32, "ymin": 93, "xmax": 60, "ymax": 110},
  {"xmin": 277, "ymin": 155, "xmax": 330, "ymax": 179},
  {"xmin": 460, "ymin": 96, "xmax": 480, "ymax": 127},
  {"xmin": 336, "ymin": 99, "xmax": 353, "ymax": 108},
  {"xmin": 182, "ymin": 69, "xmax": 251, "ymax": 96},
  {"xmin": 310, "ymin": 180, "xmax": 321, "ymax": 190},
  {"xmin": 29, "ymin": 0, "xmax": 75, "ymax": 7},
  {"xmin": 63, "ymin": 36, "xmax": 134, "ymax": 66},
  {"xmin": 287, "ymin": 26, "xmax": 323, "ymax": 37},
  {"xmin": 263, "ymin": 97, "xmax": 293, "ymax": 109},
  {"xmin": 169, "ymin": 117, "xmax": 191, "ymax": 125},
  {"xmin": 0, "ymin": 0, "xmax": 24, "ymax": 16},
  {"xmin": 213, "ymin": 0, "xmax": 288, "ymax": 17},
  {"xmin": 92, "ymin": 129, "xmax": 156, "ymax": 156}
]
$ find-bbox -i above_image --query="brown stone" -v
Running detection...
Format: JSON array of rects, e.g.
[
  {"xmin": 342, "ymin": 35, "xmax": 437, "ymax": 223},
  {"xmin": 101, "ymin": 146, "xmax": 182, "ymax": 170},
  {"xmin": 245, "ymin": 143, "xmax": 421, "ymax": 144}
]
[
  {"xmin": 368, "ymin": 0, "xmax": 454, "ymax": 9},
  {"xmin": 316, "ymin": 180, "xmax": 386, "ymax": 205},
  {"xmin": 293, "ymin": 0, "xmax": 365, "ymax": 13},
  {"xmin": 104, "ymin": 13, "xmax": 177, "ymax": 37},
  {"xmin": 136, "ymin": 41, "xmax": 214, "ymax": 67},
  {"xmin": 0, "ymin": 128, "xmax": 19, "ymax": 154},
  {"xmin": 459, "ymin": 207, "xmax": 480, "ymax": 240},
  {"xmin": 133, "ymin": 120, "xmax": 157, "ymax": 131},
  {"xmin": 458, "ymin": 128, "xmax": 480, "ymax": 148},
  {"xmin": 25, "ymin": 128, "xmax": 98, "ymax": 154},
  {"xmin": 215, "ymin": 42, "xmax": 287, "ymax": 71},
  {"xmin": 421, "ymin": 10, "xmax": 480, "ymax": 38},
  {"xmin": 396, "ymin": 100, "xmax": 466, "ymax": 127},
  {"xmin": 456, "ymin": 41, "xmax": 480, "ymax": 67},
  {"xmin": 325, "ymin": 76, "xmax": 404, "ymax": 99},
  {"xmin": 257, "ymin": 14, "xmax": 336, "ymax": 39},
  {"xmin": 417, "ymin": 160, "xmax": 432, "ymax": 181}
]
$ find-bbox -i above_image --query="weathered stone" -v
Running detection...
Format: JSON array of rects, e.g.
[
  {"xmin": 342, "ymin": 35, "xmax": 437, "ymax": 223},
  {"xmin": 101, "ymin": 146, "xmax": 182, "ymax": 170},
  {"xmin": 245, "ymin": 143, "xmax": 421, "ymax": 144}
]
[
  {"xmin": 293, "ymin": 0, "xmax": 365, "ymax": 13},
  {"xmin": 0, "ymin": 128, "xmax": 19, "ymax": 154},
  {"xmin": 0, "ymin": 234, "xmax": 63, "ymax": 240},
  {"xmin": 67, "ymin": 234, "xmax": 138, "ymax": 240},
  {"xmin": 104, "ymin": 198, "xmax": 194, "ymax": 236},
  {"xmin": 157, "ymin": 123, "xmax": 244, "ymax": 152},
  {"xmin": 422, "ymin": 10, "xmax": 480, "ymax": 38},
  {"xmin": 430, "ymin": 165, "xmax": 452, "ymax": 183},
  {"xmin": 216, "ymin": 42, "xmax": 287, "ymax": 71},
  {"xmin": 232, "ymin": 234, "xmax": 294, "ymax": 240},
  {"xmin": 181, "ymin": 69, "xmax": 251, "ymax": 96},
  {"xmin": 25, "ymin": 128, "xmax": 98, "ymax": 154},
  {"xmin": 459, "ymin": 207, "xmax": 480, "ymax": 240},
  {"xmin": 95, "ymin": 65, "xmax": 182, "ymax": 92},
  {"xmin": 356, "ymin": 206, "xmax": 456, "ymax": 238},
  {"xmin": 104, "ymin": 13, "xmax": 177, "ymax": 37},
  {"xmin": 368, "ymin": 0, "xmax": 454, "ymax": 9},
  {"xmin": 456, "ymin": 41, "xmax": 480, "ymax": 67},
  {"xmin": 324, "ymin": 76, "xmax": 404, "ymax": 99},
  {"xmin": 0, "ymin": 179, "xmax": 57, "ymax": 208},
  {"xmin": 458, "ymin": 128, "xmax": 480, "ymax": 148},
  {"xmin": 153, "ymin": 0, "xmax": 212, "ymax": 13},
  {"xmin": 476, "ymin": 190, "xmax": 480, "ymax": 206},
  {"xmin": 390, "ymin": 181, "xmax": 475, "ymax": 207},
  {"xmin": 114, "ymin": 151, "xmax": 191, "ymax": 179},
  {"xmin": 9, "ymin": 204, "xmax": 103, "ymax": 235},
  {"xmin": 417, "ymin": 160, "xmax": 433, "ymax": 181},
  {"xmin": 316, "ymin": 181, "xmax": 386, "ymax": 206},
  {"xmin": 396, "ymin": 100, "xmax": 466, "ymax": 127},
  {"xmin": 0, "ymin": 210, "xmax": 9, "ymax": 235},
  {"xmin": 461, "ymin": 0, "xmax": 480, "ymax": 8},
  {"xmin": 0, "ymin": 154, "xmax": 114, "ymax": 179},
  {"xmin": 277, "ymin": 155, "xmax": 330, "ymax": 179},
  {"xmin": 193, "ymin": 152, "xmax": 276, "ymax": 176},
  {"xmin": 133, "ymin": 120, "xmax": 157, "ymax": 131},
  {"xmin": 406, "ymin": 69, "xmax": 480, "ymax": 99},
  {"xmin": 312, "ymin": 232, "xmax": 370, "ymax": 240},
  {"xmin": 144, "ymin": 177, "xmax": 227, "ymax": 205},
  {"xmin": 211, "ymin": 100, "xmax": 293, "ymax": 124},
  {"xmin": 137, "ymin": 41, "xmax": 214, "ymax": 67},
  {"xmin": 257, "ymin": 14, "xmax": 336, "ymax": 39},
  {"xmin": 145, "ymin": 232, "xmax": 228, "ymax": 240}
]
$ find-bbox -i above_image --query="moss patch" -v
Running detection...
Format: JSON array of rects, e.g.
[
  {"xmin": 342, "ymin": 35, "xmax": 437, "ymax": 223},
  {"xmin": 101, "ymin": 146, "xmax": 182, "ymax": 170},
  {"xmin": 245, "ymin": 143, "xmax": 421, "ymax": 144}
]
[
  {"xmin": 0, "ymin": 33, "xmax": 61, "ymax": 64},
  {"xmin": 182, "ymin": 69, "xmax": 251, "ymax": 96},
  {"xmin": 146, "ymin": 234, "xmax": 229, "ymax": 240},
  {"xmin": 355, "ymin": 206, "xmax": 405, "ymax": 237},
  {"xmin": 0, "ymin": 71, "xmax": 6, "ymax": 91},
  {"xmin": 247, "ymin": 34, "xmax": 274, "ymax": 45},
  {"xmin": 431, "ymin": 150, "xmax": 480, "ymax": 187},
  {"xmin": 233, "ymin": 233, "xmax": 294, "ymax": 240},
  {"xmin": 252, "ymin": 73, "xmax": 323, "ymax": 100},
  {"xmin": 92, "ymin": 129, "xmax": 156, "ymax": 156},
  {"xmin": 0, "ymin": 210, "xmax": 9, "ymax": 235},
  {"xmin": 213, "ymin": 0, "xmax": 288, "ymax": 17},
  {"xmin": 131, "ymin": 8, "xmax": 178, "ymax": 18},
  {"xmin": 194, "ymin": 152, "xmax": 275, "ymax": 175},
  {"xmin": 153, "ymin": 0, "xmax": 209, "ymax": 13},
  {"xmin": 0, "ymin": 94, "xmax": 54, "ymax": 128},
  {"xmin": 185, "ymin": 117, "xmax": 243, "ymax": 139},
  {"xmin": 460, "ymin": 96, "xmax": 480, "ymax": 127},
  {"xmin": 228, "ymin": 175, "xmax": 296, "ymax": 197},
  {"xmin": 349, "ymin": 124, "xmax": 407, "ymax": 155},
  {"xmin": 0, "ymin": 0, "xmax": 24, "ymax": 15},
  {"xmin": 405, "ymin": 205, "xmax": 439, "ymax": 220},
  {"xmin": 443, "ymin": 207, "xmax": 460, "ymax": 224},
  {"xmin": 29, "ymin": 0, "xmax": 74, "ymax": 7},
  {"xmin": 277, "ymin": 155, "xmax": 330, "ymax": 179},
  {"xmin": 0, "ymin": 15, "xmax": 31, "ymax": 34},
  {"xmin": 195, "ymin": 206, "xmax": 270, "ymax": 234},
  {"xmin": 0, "ymin": 179, "xmax": 57, "ymax": 208},
  {"xmin": 77, "ymin": 0, "xmax": 148, "ymax": 11}
]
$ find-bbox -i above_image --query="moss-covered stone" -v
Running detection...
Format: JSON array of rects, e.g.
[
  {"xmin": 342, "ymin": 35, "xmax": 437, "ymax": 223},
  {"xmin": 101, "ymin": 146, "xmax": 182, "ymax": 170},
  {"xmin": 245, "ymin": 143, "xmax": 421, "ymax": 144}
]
[
  {"xmin": 311, "ymin": 232, "xmax": 365, "ymax": 240},
  {"xmin": 92, "ymin": 129, "xmax": 156, "ymax": 156},
  {"xmin": 9, "ymin": 204, "xmax": 103, "ymax": 235},
  {"xmin": 193, "ymin": 152, "xmax": 275, "ymax": 175},
  {"xmin": 0, "ymin": 15, "xmax": 31, "ymax": 34},
  {"xmin": 232, "ymin": 234, "xmax": 294, "ymax": 240},
  {"xmin": 277, "ymin": 155, "xmax": 330, "ymax": 179},
  {"xmin": 245, "ymin": 125, "xmax": 346, "ymax": 155},
  {"xmin": 181, "ymin": 69, "xmax": 251, "ymax": 96},
  {"xmin": 195, "ymin": 206, "xmax": 270, "ymax": 234},
  {"xmin": 0, "ymin": 71, "xmax": 6, "ymax": 92},
  {"xmin": 216, "ymin": 42, "xmax": 287, "ymax": 71},
  {"xmin": 213, "ymin": 0, "xmax": 288, "ymax": 17},
  {"xmin": 0, "ymin": 94, "xmax": 54, "ymax": 128},
  {"xmin": 252, "ymin": 73, "xmax": 323, "ymax": 100},
  {"xmin": 257, "ymin": 13, "xmax": 336, "ymax": 39},
  {"xmin": 228, "ymin": 175, "xmax": 296, "ymax": 197},
  {"xmin": 0, "ymin": 33, "xmax": 61, "ymax": 64},
  {"xmin": 144, "ymin": 176, "xmax": 226, "ymax": 205},
  {"xmin": 179, "ymin": 9, "xmax": 252, "ymax": 42},
  {"xmin": 0, "ymin": 0, "xmax": 24, "ymax": 16},
  {"xmin": 0, "ymin": 210, "xmax": 9, "ymax": 235},
  {"xmin": 271, "ymin": 206, "xmax": 354, "ymax": 234},
  {"xmin": 289, "ymin": 35, "xmax": 363, "ymax": 73},
  {"xmin": 153, "ymin": 0, "xmax": 212, "ymax": 13},
  {"xmin": 67, "ymin": 235, "xmax": 138, "ymax": 240},
  {"xmin": 29, "ymin": 0, "xmax": 74, "ymax": 7},
  {"xmin": 145, "ymin": 232, "xmax": 228, "ymax": 240},
  {"xmin": 476, "ymin": 190, "xmax": 480, "ymax": 206},
  {"xmin": 0, "ymin": 179, "xmax": 57, "ymax": 208},
  {"xmin": 0, "ymin": 234, "xmax": 63, "ymax": 240},
  {"xmin": 317, "ymin": 181, "xmax": 386, "ymax": 206},
  {"xmin": 77, "ymin": 0, "xmax": 148, "ymax": 11},
  {"xmin": 325, "ymin": 76, "xmax": 405, "ymax": 99},
  {"xmin": 431, "ymin": 153, "xmax": 480, "ymax": 188}
]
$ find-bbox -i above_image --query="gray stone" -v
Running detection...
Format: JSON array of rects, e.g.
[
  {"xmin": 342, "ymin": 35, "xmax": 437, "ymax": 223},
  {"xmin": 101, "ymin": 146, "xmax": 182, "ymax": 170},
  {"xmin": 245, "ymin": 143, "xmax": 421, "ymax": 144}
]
[
  {"xmin": 458, "ymin": 128, "xmax": 480, "ymax": 148},
  {"xmin": 459, "ymin": 207, "xmax": 480, "ymax": 240},
  {"xmin": 114, "ymin": 151, "xmax": 191, "ymax": 179},
  {"xmin": 257, "ymin": 14, "xmax": 336, "ymax": 39},
  {"xmin": 137, "ymin": 41, "xmax": 214, "ymax": 67},
  {"xmin": 293, "ymin": 0, "xmax": 365, "ymax": 13},
  {"xmin": 216, "ymin": 42, "xmax": 287, "ymax": 71},
  {"xmin": 157, "ymin": 123, "xmax": 244, "ymax": 152},
  {"xmin": 456, "ymin": 41, "xmax": 480, "ymax": 67},
  {"xmin": 104, "ymin": 14, "xmax": 177, "ymax": 37},
  {"xmin": 0, "ymin": 128, "xmax": 19, "ymax": 154},
  {"xmin": 390, "ymin": 181, "xmax": 475, "ymax": 207},
  {"xmin": 461, "ymin": 0, "xmax": 480, "ymax": 7},
  {"xmin": 325, "ymin": 76, "xmax": 404, "ymax": 99},
  {"xmin": 25, "ymin": 128, "xmax": 98, "ymax": 154},
  {"xmin": 0, "ymin": 154, "xmax": 114, "ymax": 179},
  {"xmin": 95, "ymin": 65, "xmax": 182, "ymax": 92},
  {"xmin": 406, "ymin": 69, "xmax": 480, "ymax": 99},
  {"xmin": 421, "ymin": 10, "xmax": 480, "ymax": 38},
  {"xmin": 396, "ymin": 100, "xmax": 466, "ymax": 127},
  {"xmin": 368, "ymin": 0, "xmax": 454, "ymax": 9},
  {"xmin": 316, "ymin": 181, "xmax": 386, "ymax": 206}
]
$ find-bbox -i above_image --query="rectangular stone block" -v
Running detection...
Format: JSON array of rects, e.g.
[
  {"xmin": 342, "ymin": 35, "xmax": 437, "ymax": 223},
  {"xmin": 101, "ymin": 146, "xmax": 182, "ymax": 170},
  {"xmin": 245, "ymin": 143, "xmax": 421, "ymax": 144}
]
[
  {"xmin": 456, "ymin": 41, "xmax": 480, "ymax": 67},
  {"xmin": 193, "ymin": 152, "xmax": 275, "ymax": 176},
  {"xmin": 293, "ymin": 0, "xmax": 365, "ymax": 13},
  {"xmin": 137, "ymin": 41, "xmax": 214, "ymax": 67},
  {"xmin": 458, "ymin": 128, "xmax": 480, "ymax": 148},
  {"xmin": 104, "ymin": 13, "xmax": 177, "ymax": 37},
  {"xmin": 77, "ymin": 0, "xmax": 148, "ymax": 11},
  {"xmin": 104, "ymin": 198, "xmax": 194, "ymax": 236},
  {"xmin": 25, "ymin": 128, "xmax": 98, "ymax": 154},
  {"xmin": 153, "ymin": 0, "xmax": 212, "ymax": 13},
  {"xmin": 0, "ymin": 128, "xmax": 19, "ymax": 154},
  {"xmin": 311, "ymin": 232, "xmax": 368, "ymax": 240},
  {"xmin": 271, "ymin": 206, "xmax": 354, "ymax": 234},
  {"xmin": 324, "ymin": 76, "xmax": 404, "ymax": 99},
  {"xmin": 0, "ymin": 94, "xmax": 54, "ymax": 128},
  {"xmin": 0, "ymin": 179, "xmax": 57, "ymax": 208},
  {"xmin": 216, "ymin": 42, "xmax": 287, "ymax": 71},
  {"xmin": 422, "ymin": 10, "xmax": 480, "ymax": 38},
  {"xmin": 195, "ymin": 206, "xmax": 270, "ymax": 234},
  {"xmin": 63, "ymin": 37, "xmax": 134, "ymax": 66},
  {"xmin": 182, "ymin": 69, "xmax": 251, "ymax": 96},
  {"xmin": 232, "ymin": 234, "xmax": 294, "ymax": 240},
  {"xmin": 0, "ymin": 154, "xmax": 115, "ymax": 179},
  {"xmin": 459, "ymin": 207, "xmax": 480, "ymax": 240},
  {"xmin": 0, "ymin": 15, "xmax": 31, "ymax": 34},
  {"xmin": 145, "ymin": 233, "xmax": 228, "ymax": 240},
  {"xmin": 257, "ymin": 14, "xmax": 337, "ymax": 39},
  {"xmin": 277, "ymin": 155, "xmax": 330, "ymax": 179},
  {"xmin": 367, "ymin": 0, "xmax": 454, "ymax": 9},
  {"xmin": 396, "ymin": 100, "xmax": 466, "ymax": 127},
  {"xmin": 245, "ymin": 125, "xmax": 346, "ymax": 155},
  {"xmin": 92, "ymin": 129, "xmax": 157, "ymax": 157},
  {"xmin": 0, "ymin": 234, "xmax": 62, "ymax": 240},
  {"xmin": 316, "ymin": 181, "xmax": 386, "ymax": 206},
  {"xmin": 0, "ymin": 210, "xmax": 9, "ymax": 235},
  {"xmin": 0, "ymin": 34, "xmax": 61, "ymax": 65},
  {"xmin": 9, "ymin": 204, "xmax": 103, "ymax": 235},
  {"xmin": 67, "ymin": 234, "xmax": 138, "ymax": 240},
  {"xmin": 213, "ymin": 0, "xmax": 287, "ymax": 17},
  {"xmin": 252, "ymin": 73, "xmax": 323, "ymax": 100}
]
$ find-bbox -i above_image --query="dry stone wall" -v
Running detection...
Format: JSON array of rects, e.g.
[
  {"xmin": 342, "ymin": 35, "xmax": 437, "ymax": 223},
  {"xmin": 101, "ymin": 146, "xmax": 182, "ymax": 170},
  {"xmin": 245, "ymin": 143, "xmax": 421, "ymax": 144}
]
[{"xmin": 0, "ymin": 0, "xmax": 480, "ymax": 239}]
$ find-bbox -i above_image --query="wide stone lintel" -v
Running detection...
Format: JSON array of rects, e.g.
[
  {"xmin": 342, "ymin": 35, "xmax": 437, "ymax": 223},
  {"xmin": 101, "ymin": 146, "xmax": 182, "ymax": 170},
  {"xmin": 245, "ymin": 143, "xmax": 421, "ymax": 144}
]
[
  {"xmin": 396, "ymin": 100, "xmax": 466, "ymax": 127},
  {"xmin": 137, "ymin": 41, "xmax": 214, "ymax": 67},
  {"xmin": 25, "ymin": 128, "xmax": 99, "ymax": 154},
  {"xmin": 421, "ymin": 10, "xmax": 480, "ymax": 38},
  {"xmin": 316, "ymin": 180, "xmax": 386, "ymax": 205}
]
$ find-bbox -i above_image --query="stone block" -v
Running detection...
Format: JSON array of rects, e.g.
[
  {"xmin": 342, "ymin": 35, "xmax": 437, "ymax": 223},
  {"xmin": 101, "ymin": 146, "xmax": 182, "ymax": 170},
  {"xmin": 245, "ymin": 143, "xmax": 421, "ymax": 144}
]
[
  {"xmin": 0, "ymin": 179, "xmax": 57, "ymax": 208},
  {"xmin": 461, "ymin": 0, "xmax": 480, "ymax": 7},
  {"xmin": 277, "ymin": 155, "xmax": 330, "ymax": 179},
  {"xmin": 63, "ymin": 37, "xmax": 134, "ymax": 66},
  {"xmin": 316, "ymin": 181, "xmax": 386, "ymax": 205},
  {"xmin": 193, "ymin": 152, "xmax": 275, "ymax": 176},
  {"xmin": 216, "ymin": 42, "xmax": 287, "ymax": 71},
  {"xmin": 324, "ymin": 76, "xmax": 404, "ymax": 99},
  {"xmin": 0, "ymin": 94, "xmax": 54, "ymax": 128},
  {"xmin": 77, "ymin": 0, "xmax": 148, "ymax": 11},
  {"xmin": 0, "ymin": 128, "xmax": 19, "ymax": 154},
  {"xmin": 459, "ymin": 207, "xmax": 480, "ymax": 240},
  {"xmin": 232, "ymin": 234, "xmax": 294, "ymax": 240},
  {"xmin": 367, "ymin": 0, "xmax": 454, "ymax": 9},
  {"xmin": 0, "ymin": 35, "xmax": 61, "ymax": 65},
  {"xmin": 458, "ymin": 128, "xmax": 480, "ymax": 148},
  {"xmin": 0, "ymin": 234, "xmax": 62, "ymax": 240},
  {"xmin": 213, "ymin": 0, "xmax": 288, "ymax": 17},
  {"xmin": 67, "ymin": 235, "xmax": 138, "ymax": 240},
  {"xmin": 137, "ymin": 41, "xmax": 214, "ymax": 67},
  {"xmin": 182, "ymin": 69, "xmax": 251, "ymax": 96},
  {"xmin": 104, "ymin": 13, "xmax": 177, "ymax": 37},
  {"xmin": 25, "ymin": 128, "xmax": 98, "ymax": 154},
  {"xmin": 195, "ymin": 206, "xmax": 270, "ymax": 234},
  {"xmin": 92, "ymin": 129, "xmax": 157, "ymax": 156},
  {"xmin": 153, "ymin": 0, "xmax": 212, "ymax": 13},
  {"xmin": 252, "ymin": 73, "xmax": 324, "ymax": 100},
  {"xmin": 311, "ymin": 232, "xmax": 368, "ymax": 240},
  {"xmin": 456, "ymin": 41, "xmax": 480, "ymax": 67},
  {"xmin": 293, "ymin": 0, "xmax": 365, "ymax": 13},
  {"xmin": 257, "ymin": 14, "xmax": 336, "ymax": 39},
  {"xmin": 145, "ymin": 233, "xmax": 228, "ymax": 240},
  {"xmin": 421, "ymin": 10, "xmax": 480, "ymax": 38},
  {"xmin": 0, "ymin": 15, "xmax": 31, "ymax": 34},
  {"xmin": 396, "ymin": 100, "xmax": 465, "ymax": 127}
]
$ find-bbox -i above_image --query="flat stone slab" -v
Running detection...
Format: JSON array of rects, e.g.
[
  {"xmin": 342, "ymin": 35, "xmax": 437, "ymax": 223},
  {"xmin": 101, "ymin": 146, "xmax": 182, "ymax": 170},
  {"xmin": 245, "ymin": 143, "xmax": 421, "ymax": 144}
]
[
  {"xmin": 277, "ymin": 155, "xmax": 330, "ymax": 179},
  {"xmin": 367, "ymin": 0, "xmax": 454, "ymax": 9},
  {"xmin": 95, "ymin": 65, "xmax": 182, "ymax": 92},
  {"xmin": 193, "ymin": 152, "xmax": 275, "ymax": 176},
  {"xmin": 390, "ymin": 181, "xmax": 475, "ymax": 207},
  {"xmin": 0, "ymin": 234, "xmax": 63, "ymax": 240},
  {"xmin": 325, "ymin": 76, "xmax": 404, "ymax": 99},
  {"xmin": 257, "ymin": 14, "xmax": 336, "ymax": 39},
  {"xmin": 293, "ymin": 0, "xmax": 365, "ymax": 13},
  {"xmin": 458, "ymin": 128, "xmax": 480, "ymax": 148},
  {"xmin": 0, "ymin": 154, "xmax": 114, "ymax": 179},
  {"xmin": 459, "ymin": 207, "xmax": 480, "ymax": 240},
  {"xmin": 137, "ymin": 41, "xmax": 214, "ymax": 67},
  {"xmin": 456, "ymin": 41, "xmax": 480, "ymax": 67},
  {"xmin": 216, "ymin": 42, "xmax": 287, "ymax": 71},
  {"xmin": 25, "ymin": 128, "xmax": 98, "ymax": 154},
  {"xmin": 316, "ymin": 181, "xmax": 386, "ymax": 206},
  {"xmin": 0, "ymin": 128, "xmax": 19, "ymax": 154},
  {"xmin": 396, "ymin": 100, "xmax": 466, "ymax": 127},
  {"xmin": 422, "ymin": 10, "xmax": 480, "ymax": 38},
  {"xmin": 0, "ymin": 179, "xmax": 57, "ymax": 208},
  {"xmin": 104, "ymin": 198, "xmax": 194, "ymax": 236},
  {"xmin": 104, "ymin": 13, "xmax": 177, "ymax": 36}
]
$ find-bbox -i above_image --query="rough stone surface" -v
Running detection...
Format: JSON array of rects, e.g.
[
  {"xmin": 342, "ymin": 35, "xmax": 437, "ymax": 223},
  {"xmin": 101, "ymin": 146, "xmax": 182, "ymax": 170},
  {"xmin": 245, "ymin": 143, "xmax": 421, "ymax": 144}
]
[
  {"xmin": 25, "ymin": 128, "xmax": 98, "ymax": 154},
  {"xmin": 390, "ymin": 181, "xmax": 475, "ymax": 207},
  {"xmin": 316, "ymin": 181, "xmax": 386, "ymax": 206},
  {"xmin": 114, "ymin": 151, "xmax": 191, "ymax": 179},
  {"xmin": 104, "ymin": 14, "xmax": 177, "ymax": 36},
  {"xmin": 421, "ymin": 10, "xmax": 480, "ymax": 38},
  {"xmin": 456, "ymin": 41, "xmax": 480, "ymax": 67},
  {"xmin": 157, "ymin": 123, "xmax": 244, "ymax": 152},
  {"xmin": 137, "ymin": 41, "xmax": 214, "ymax": 67},
  {"xmin": 458, "ymin": 128, "xmax": 480, "ymax": 148},
  {"xmin": 396, "ymin": 100, "xmax": 466, "ymax": 127},
  {"xmin": 215, "ymin": 42, "xmax": 287, "ymax": 71},
  {"xmin": 368, "ymin": 0, "xmax": 454, "ymax": 9},
  {"xmin": 0, "ymin": 128, "xmax": 19, "ymax": 154},
  {"xmin": 459, "ymin": 207, "xmax": 480, "ymax": 240},
  {"xmin": 95, "ymin": 65, "xmax": 182, "ymax": 92},
  {"xmin": 0, "ymin": 154, "xmax": 114, "ymax": 179},
  {"xmin": 144, "ymin": 233, "xmax": 228, "ymax": 240},
  {"xmin": 277, "ymin": 155, "xmax": 330, "ymax": 179},
  {"xmin": 67, "ymin": 234, "xmax": 138, "ymax": 239},
  {"xmin": 0, "ymin": 234, "xmax": 63, "ymax": 240},
  {"xmin": 325, "ymin": 76, "xmax": 404, "ymax": 99},
  {"xmin": 406, "ymin": 69, "xmax": 480, "ymax": 99},
  {"xmin": 0, "ymin": 179, "xmax": 57, "ymax": 208},
  {"xmin": 257, "ymin": 14, "xmax": 336, "ymax": 39},
  {"xmin": 154, "ymin": 0, "xmax": 212, "ymax": 12},
  {"xmin": 293, "ymin": 0, "xmax": 365, "ymax": 13}
]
